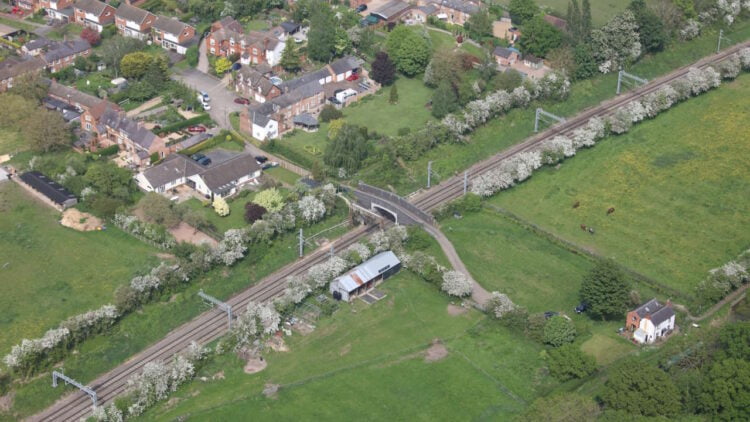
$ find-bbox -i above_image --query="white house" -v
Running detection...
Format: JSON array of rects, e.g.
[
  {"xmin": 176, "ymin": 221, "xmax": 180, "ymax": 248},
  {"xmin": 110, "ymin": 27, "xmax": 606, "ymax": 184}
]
[
  {"xmin": 330, "ymin": 251, "xmax": 401, "ymax": 302},
  {"xmin": 626, "ymin": 298, "xmax": 676, "ymax": 344}
]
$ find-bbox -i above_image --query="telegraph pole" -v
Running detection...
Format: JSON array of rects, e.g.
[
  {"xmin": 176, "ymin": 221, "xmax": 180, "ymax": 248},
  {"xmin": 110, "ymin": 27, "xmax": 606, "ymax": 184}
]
[
  {"xmin": 52, "ymin": 372, "xmax": 97, "ymax": 408},
  {"xmin": 717, "ymin": 29, "xmax": 731, "ymax": 53},
  {"xmin": 427, "ymin": 161, "xmax": 433, "ymax": 188},
  {"xmin": 463, "ymin": 171, "xmax": 468, "ymax": 195},
  {"xmin": 299, "ymin": 229, "xmax": 304, "ymax": 257}
]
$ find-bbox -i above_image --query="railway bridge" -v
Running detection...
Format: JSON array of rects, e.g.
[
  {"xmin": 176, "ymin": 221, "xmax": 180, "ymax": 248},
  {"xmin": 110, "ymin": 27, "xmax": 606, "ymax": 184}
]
[{"xmin": 353, "ymin": 182, "xmax": 434, "ymax": 226}]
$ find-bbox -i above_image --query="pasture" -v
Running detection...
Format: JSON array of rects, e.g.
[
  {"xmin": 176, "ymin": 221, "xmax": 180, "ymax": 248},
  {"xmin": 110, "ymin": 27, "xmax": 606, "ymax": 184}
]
[
  {"xmin": 494, "ymin": 0, "xmax": 651, "ymax": 26},
  {"xmin": 489, "ymin": 74, "xmax": 750, "ymax": 297},
  {"xmin": 0, "ymin": 129, "xmax": 24, "ymax": 156},
  {"xmin": 144, "ymin": 272, "xmax": 546, "ymax": 421},
  {"xmin": 0, "ymin": 182, "xmax": 159, "ymax": 354}
]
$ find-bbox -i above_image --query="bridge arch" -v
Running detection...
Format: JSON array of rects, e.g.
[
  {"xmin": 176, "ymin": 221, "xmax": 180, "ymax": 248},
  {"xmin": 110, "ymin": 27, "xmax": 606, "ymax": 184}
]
[{"xmin": 371, "ymin": 203, "xmax": 398, "ymax": 224}]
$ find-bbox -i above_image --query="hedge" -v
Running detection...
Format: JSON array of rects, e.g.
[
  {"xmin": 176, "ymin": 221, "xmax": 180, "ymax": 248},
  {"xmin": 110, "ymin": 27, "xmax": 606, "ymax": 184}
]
[
  {"xmin": 157, "ymin": 114, "xmax": 212, "ymax": 136},
  {"xmin": 97, "ymin": 144, "xmax": 120, "ymax": 156},
  {"xmin": 181, "ymin": 130, "xmax": 243, "ymax": 156}
]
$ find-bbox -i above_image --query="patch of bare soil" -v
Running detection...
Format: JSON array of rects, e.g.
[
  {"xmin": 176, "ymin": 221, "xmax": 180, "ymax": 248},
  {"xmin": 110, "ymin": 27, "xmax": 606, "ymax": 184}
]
[
  {"xmin": 292, "ymin": 321, "xmax": 315, "ymax": 336},
  {"xmin": 0, "ymin": 392, "xmax": 14, "ymax": 412},
  {"xmin": 169, "ymin": 222, "xmax": 218, "ymax": 247},
  {"xmin": 244, "ymin": 357, "xmax": 267, "ymax": 374},
  {"xmin": 339, "ymin": 344, "xmax": 351, "ymax": 356},
  {"xmin": 447, "ymin": 304, "xmax": 467, "ymax": 316},
  {"xmin": 60, "ymin": 208, "xmax": 103, "ymax": 231},
  {"xmin": 156, "ymin": 252, "xmax": 176, "ymax": 260},
  {"xmin": 263, "ymin": 383, "xmax": 280, "ymax": 398},
  {"xmin": 268, "ymin": 336, "xmax": 289, "ymax": 352},
  {"xmin": 213, "ymin": 370, "xmax": 226, "ymax": 380},
  {"xmin": 424, "ymin": 339, "xmax": 448, "ymax": 363}
]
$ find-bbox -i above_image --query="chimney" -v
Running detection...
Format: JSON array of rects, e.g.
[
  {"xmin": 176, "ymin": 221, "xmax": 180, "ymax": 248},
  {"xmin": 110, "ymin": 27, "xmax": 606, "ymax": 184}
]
[{"xmin": 666, "ymin": 299, "xmax": 672, "ymax": 308}]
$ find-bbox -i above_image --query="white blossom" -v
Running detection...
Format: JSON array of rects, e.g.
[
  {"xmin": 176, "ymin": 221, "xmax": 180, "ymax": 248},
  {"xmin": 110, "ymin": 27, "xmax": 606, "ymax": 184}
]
[
  {"xmin": 510, "ymin": 151, "xmax": 542, "ymax": 181},
  {"xmin": 213, "ymin": 228, "xmax": 249, "ymax": 266},
  {"xmin": 308, "ymin": 256, "xmax": 349, "ymax": 288},
  {"xmin": 540, "ymin": 135, "xmax": 575, "ymax": 164},
  {"xmin": 624, "ymin": 100, "xmax": 648, "ymax": 123},
  {"xmin": 680, "ymin": 19, "xmax": 702, "ymax": 40},
  {"xmin": 739, "ymin": 48, "xmax": 750, "ymax": 69},
  {"xmin": 608, "ymin": 108, "xmax": 633, "ymax": 134},
  {"xmin": 92, "ymin": 404, "xmax": 123, "ymax": 422},
  {"xmin": 232, "ymin": 301, "xmax": 281, "ymax": 347},
  {"xmin": 130, "ymin": 274, "xmax": 160, "ymax": 292},
  {"xmin": 344, "ymin": 242, "xmax": 372, "ymax": 263},
  {"xmin": 298, "ymin": 195, "xmax": 326, "ymax": 223},
  {"xmin": 279, "ymin": 274, "xmax": 313, "ymax": 305},
  {"xmin": 486, "ymin": 292, "xmax": 516, "ymax": 318},
  {"xmin": 471, "ymin": 169, "xmax": 515, "ymax": 197},
  {"xmin": 441, "ymin": 271, "xmax": 473, "ymax": 297},
  {"xmin": 719, "ymin": 54, "xmax": 742, "ymax": 79},
  {"xmin": 571, "ymin": 117, "xmax": 606, "ymax": 148},
  {"xmin": 510, "ymin": 86, "xmax": 531, "ymax": 107},
  {"xmin": 441, "ymin": 113, "xmax": 470, "ymax": 137}
]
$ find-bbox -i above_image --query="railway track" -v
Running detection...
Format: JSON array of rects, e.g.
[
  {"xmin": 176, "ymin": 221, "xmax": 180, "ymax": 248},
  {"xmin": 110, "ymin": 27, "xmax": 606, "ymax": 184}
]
[
  {"xmin": 33, "ymin": 41, "xmax": 750, "ymax": 421},
  {"xmin": 411, "ymin": 41, "xmax": 750, "ymax": 212}
]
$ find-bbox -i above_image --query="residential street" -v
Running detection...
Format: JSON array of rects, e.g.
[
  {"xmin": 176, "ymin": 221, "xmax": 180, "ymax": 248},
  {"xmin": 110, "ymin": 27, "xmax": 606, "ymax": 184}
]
[{"xmin": 172, "ymin": 68, "xmax": 245, "ymax": 130}]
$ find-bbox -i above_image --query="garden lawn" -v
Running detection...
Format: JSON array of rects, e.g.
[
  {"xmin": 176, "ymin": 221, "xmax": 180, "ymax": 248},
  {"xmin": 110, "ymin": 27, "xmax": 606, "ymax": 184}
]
[
  {"xmin": 264, "ymin": 166, "xmax": 300, "ymax": 186},
  {"xmin": 143, "ymin": 272, "xmax": 545, "ymax": 421},
  {"xmin": 0, "ymin": 182, "xmax": 159, "ymax": 355},
  {"xmin": 4, "ymin": 200, "xmax": 352, "ymax": 420},
  {"xmin": 489, "ymin": 74, "xmax": 750, "ymax": 299},
  {"xmin": 442, "ymin": 209, "xmax": 593, "ymax": 312},
  {"xmin": 181, "ymin": 193, "xmax": 257, "ymax": 235},
  {"xmin": 424, "ymin": 26, "xmax": 486, "ymax": 57},
  {"xmin": 365, "ymin": 19, "xmax": 750, "ymax": 194},
  {"xmin": 0, "ymin": 129, "xmax": 24, "ymax": 155}
]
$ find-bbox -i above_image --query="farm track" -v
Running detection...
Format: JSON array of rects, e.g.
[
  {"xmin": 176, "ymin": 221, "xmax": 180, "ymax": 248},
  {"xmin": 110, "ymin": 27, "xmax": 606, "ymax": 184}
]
[{"xmin": 32, "ymin": 41, "xmax": 750, "ymax": 421}]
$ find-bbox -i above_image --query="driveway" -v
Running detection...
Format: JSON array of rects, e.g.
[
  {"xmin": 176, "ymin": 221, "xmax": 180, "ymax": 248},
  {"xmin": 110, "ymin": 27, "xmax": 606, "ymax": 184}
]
[
  {"xmin": 172, "ymin": 69, "xmax": 245, "ymax": 130},
  {"xmin": 197, "ymin": 37, "xmax": 209, "ymax": 73}
]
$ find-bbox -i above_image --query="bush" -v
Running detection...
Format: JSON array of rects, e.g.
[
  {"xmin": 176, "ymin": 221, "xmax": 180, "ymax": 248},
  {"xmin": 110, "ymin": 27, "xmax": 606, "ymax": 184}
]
[
  {"xmin": 244, "ymin": 202, "xmax": 267, "ymax": 224},
  {"xmin": 185, "ymin": 45, "xmax": 199, "ymax": 68},
  {"xmin": 158, "ymin": 114, "xmax": 211, "ymax": 136},
  {"xmin": 319, "ymin": 105, "xmax": 343, "ymax": 122},
  {"xmin": 543, "ymin": 316, "xmax": 576, "ymax": 347},
  {"xmin": 97, "ymin": 144, "xmax": 120, "ymax": 156},
  {"xmin": 405, "ymin": 226, "xmax": 431, "ymax": 251},
  {"xmin": 547, "ymin": 344, "xmax": 597, "ymax": 381}
]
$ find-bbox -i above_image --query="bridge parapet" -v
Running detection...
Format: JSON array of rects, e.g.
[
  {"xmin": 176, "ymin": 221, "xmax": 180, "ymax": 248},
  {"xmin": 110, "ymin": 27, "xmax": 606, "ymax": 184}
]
[{"xmin": 356, "ymin": 182, "xmax": 435, "ymax": 226}]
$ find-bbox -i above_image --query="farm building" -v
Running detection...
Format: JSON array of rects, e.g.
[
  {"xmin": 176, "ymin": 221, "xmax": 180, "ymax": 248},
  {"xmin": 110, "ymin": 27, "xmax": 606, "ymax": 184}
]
[
  {"xmin": 626, "ymin": 298, "xmax": 675, "ymax": 344},
  {"xmin": 19, "ymin": 171, "xmax": 77, "ymax": 209},
  {"xmin": 330, "ymin": 251, "xmax": 401, "ymax": 302}
]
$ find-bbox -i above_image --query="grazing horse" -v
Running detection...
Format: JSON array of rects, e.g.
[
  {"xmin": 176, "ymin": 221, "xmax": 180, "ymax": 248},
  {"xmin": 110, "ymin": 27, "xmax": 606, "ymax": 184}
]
[
  {"xmin": 573, "ymin": 201, "xmax": 580, "ymax": 208},
  {"xmin": 607, "ymin": 207, "xmax": 615, "ymax": 215},
  {"xmin": 588, "ymin": 227, "xmax": 595, "ymax": 234},
  {"xmin": 580, "ymin": 224, "xmax": 587, "ymax": 231}
]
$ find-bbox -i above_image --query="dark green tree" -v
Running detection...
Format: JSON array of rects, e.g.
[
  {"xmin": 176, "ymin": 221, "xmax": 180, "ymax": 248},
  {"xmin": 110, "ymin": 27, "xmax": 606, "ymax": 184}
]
[
  {"xmin": 508, "ymin": 0, "xmax": 539, "ymax": 25},
  {"xmin": 465, "ymin": 8, "xmax": 493, "ymax": 40},
  {"xmin": 386, "ymin": 26, "xmax": 431, "ymax": 76},
  {"xmin": 430, "ymin": 81, "xmax": 458, "ymax": 118},
  {"xmin": 629, "ymin": 0, "xmax": 667, "ymax": 52},
  {"xmin": 567, "ymin": 0, "xmax": 581, "ymax": 41},
  {"xmin": 323, "ymin": 124, "xmax": 371, "ymax": 173},
  {"xmin": 307, "ymin": 2, "xmax": 337, "ymax": 62},
  {"xmin": 573, "ymin": 43, "xmax": 597, "ymax": 80},
  {"xmin": 543, "ymin": 315, "xmax": 576, "ymax": 347},
  {"xmin": 581, "ymin": 0, "xmax": 592, "ymax": 36},
  {"xmin": 580, "ymin": 259, "xmax": 630, "ymax": 319},
  {"xmin": 717, "ymin": 322, "xmax": 750, "ymax": 360},
  {"xmin": 371, "ymin": 51, "xmax": 396, "ymax": 86},
  {"xmin": 698, "ymin": 358, "xmax": 750, "ymax": 420},
  {"xmin": 280, "ymin": 41, "xmax": 302, "ymax": 72},
  {"xmin": 518, "ymin": 16, "xmax": 563, "ymax": 58},
  {"xmin": 601, "ymin": 358, "xmax": 681, "ymax": 417},
  {"xmin": 547, "ymin": 344, "xmax": 597, "ymax": 381}
]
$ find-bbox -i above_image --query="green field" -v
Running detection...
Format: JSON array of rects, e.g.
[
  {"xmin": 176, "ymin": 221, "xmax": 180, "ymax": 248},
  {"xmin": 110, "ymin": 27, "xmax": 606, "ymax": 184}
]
[
  {"xmin": 0, "ymin": 129, "xmax": 24, "ymax": 155},
  {"xmin": 0, "ymin": 182, "xmax": 159, "ymax": 354},
  {"xmin": 5, "ymin": 199, "xmax": 352, "ymax": 420},
  {"xmin": 489, "ymin": 74, "xmax": 750, "ymax": 298},
  {"xmin": 144, "ymin": 272, "xmax": 546, "ymax": 421},
  {"xmin": 495, "ymin": 0, "xmax": 654, "ymax": 26},
  {"xmin": 264, "ymin": 166, "xmax": 301, "ymax": 186}
]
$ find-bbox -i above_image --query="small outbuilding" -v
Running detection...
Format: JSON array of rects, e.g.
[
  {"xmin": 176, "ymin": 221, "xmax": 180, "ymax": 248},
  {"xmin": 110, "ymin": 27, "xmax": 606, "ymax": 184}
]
[
  {"xmin": 19, "ymin": 171, "xmax": 77, "ymax": 209},
  {"xmin": 292, "ymin": 113, "xmax": 319, "ymax": 132},
  {"xmin": 330, "ymin": 251, "xmax": 401, "ymax": 302}
]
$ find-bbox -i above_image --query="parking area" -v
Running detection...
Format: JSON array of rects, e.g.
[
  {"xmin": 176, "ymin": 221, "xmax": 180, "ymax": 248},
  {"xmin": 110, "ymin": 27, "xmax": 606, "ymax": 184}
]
[{"xmin": 172, "ymin": 69, "xmax": 246, "ymax": 129}]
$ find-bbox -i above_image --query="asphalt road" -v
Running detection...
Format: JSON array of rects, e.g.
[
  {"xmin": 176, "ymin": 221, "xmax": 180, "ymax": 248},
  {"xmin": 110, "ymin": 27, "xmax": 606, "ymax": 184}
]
[{"xmin": 172, "ymin": 69, "xmax": 245, "ymax": 130}]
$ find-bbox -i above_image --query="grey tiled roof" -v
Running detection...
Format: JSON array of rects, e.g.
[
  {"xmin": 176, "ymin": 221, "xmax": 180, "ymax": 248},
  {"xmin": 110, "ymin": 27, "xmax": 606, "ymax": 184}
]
[
  {"xmin": 199, "ymin": 153, "xmax": 260, "ymax": 192},
  {"xmin": 116, "ymin": 3, "xmax": 153, "ymax": 24},
  {"xmin": 293, "ymin": 113, "xmax": 318, "ymax": 127},
  {"xmin": 141, "ymin": 154, "xmax": 203, "ymax": 189},
  {"xmin": 0, "ymin": 56, "xmax": 44, "ymax": 81},
  {"xmin": 23, "ymin": 37, "xmax": 55, "ymax": 52},
  {"xmin": 372, "ymin": 0, "xmax": 412, "ymax": 19},
  {"xmin": 154, "ymin": 15, "xmax": 191, "ymax": 36},
  {"xmin": 493, "ymin": 46, "xmax": 514, "ymax": 58},
  {"xmin": 329, "ymin": 55, "xmax": 361, "ymax": 75},
  {"xmin": 47, "ymin": 80, "xmax": 101, "ymax": 109},
  {"xmin": 74, "ymin": 0, "xmax": 110, "ymax": 16},
  {"xmin": 100, "ymin": 108, "xmax": 158, "ymax": 150},
  {"xmin": 43, "ymin": 39, "xmax": 90, "ymax": 64},
  {"xmin": 427, "ymin": 0, "xmax": 479, "ymax": 14}
]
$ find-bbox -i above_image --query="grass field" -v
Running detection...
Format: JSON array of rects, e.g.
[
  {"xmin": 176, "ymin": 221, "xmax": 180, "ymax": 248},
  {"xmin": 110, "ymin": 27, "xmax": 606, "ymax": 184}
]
[
  {"xmin": 495, "ymin": 0, "xmax": 655, "ymax": 26},
  {"xmin": 264, "ymin": 166, "xmax": 301, "ymax": 186},
  {"xmin": 0, "ymin": 129, "xmax": 24, "ymax": 155},
  {"xmin": 4, "ymin": 201, "xmax": 352, "ymax": 420},
  {"xmin": 488, "ymin": 74, "xmax": 750, "ymax": 298},
  {"xmin": 0, "ymin": 182, "xmax": 159, "ymax": 355},
  {"xmin": 143, "ymin": 272, "xmax": 546, "ymax": 421}
]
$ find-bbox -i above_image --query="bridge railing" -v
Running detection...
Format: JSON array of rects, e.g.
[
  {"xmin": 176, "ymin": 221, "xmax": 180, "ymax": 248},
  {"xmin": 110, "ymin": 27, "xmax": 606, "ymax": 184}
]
[{"xmin": 358, "ymin": 182, "xmax": 434, "ymax": 224}]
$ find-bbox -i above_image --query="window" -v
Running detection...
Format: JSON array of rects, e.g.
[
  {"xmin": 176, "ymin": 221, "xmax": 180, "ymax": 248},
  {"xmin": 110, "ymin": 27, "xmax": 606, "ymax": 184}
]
[
  {"xmin": 85, "ymin": 123, "xmax": 91, "ymax": 130},
  {"xmin": 210, "ymin": 38, "xmax": 215, "ymax": 45}
]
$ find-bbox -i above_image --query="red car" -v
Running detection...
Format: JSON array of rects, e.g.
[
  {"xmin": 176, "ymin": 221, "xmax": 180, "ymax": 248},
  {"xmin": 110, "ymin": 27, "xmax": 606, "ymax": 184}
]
[
  {"xmin": 346, "ymin": 74, "xmax": 359, "ymax": 82},
  {"xmin": 187, "ymin": 125, "xmax": 207, "ymax": 133},
  {"xmin": 234, "ymin": 97, "xmax": 250, "ymax": 105}
]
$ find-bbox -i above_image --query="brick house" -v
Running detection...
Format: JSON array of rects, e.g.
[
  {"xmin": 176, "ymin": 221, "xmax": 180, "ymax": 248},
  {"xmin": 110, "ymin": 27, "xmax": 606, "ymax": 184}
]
[
  {"xmin": 418, "ymin": 0, "xmax": 479, "ymax": 26},
  {"xmin": 46, "ymin": 80, "xmax": 119, "ymax": 132},
  {"xmin": 99, "ymin": 107, "xmax": 168, "ymax": 165},
  {"xmin": 205, "ymin": 17, "xmax": 285, "ymax": 66},
  {"xmin": 40, "ymin": 0, "xmax": 75, "ymax": 22},
  {"xmin": 626, "ymin": 298, "xmax": 675, "ymax": 344},
  {"xmin": 16, "ymin": 0, "xmax": 44, "ymax": 13},
  {"xmin": 152, "ymin": 15, "xmax": 196, "ymax": 55},
  {"xmin": 493, "ymin": 46, "xmax": 519, "ymax": 67},
  {"xmin": 73, "ymin": 0, "xmax": 115, "ymax": 32},
  {"xmin": 115, "ymin": 3, "xmax": 156, "ymax": 40},
  {"xmin": 235, "ymin": 66, "xmax": 281, "ymax": 103},
  {"xmin": 0, "ymin": 56, "xmax": 45, "ymax": 92},
  {"xmin": 41, "ymin": 39, "xmax": 91, "ymax": 73}
]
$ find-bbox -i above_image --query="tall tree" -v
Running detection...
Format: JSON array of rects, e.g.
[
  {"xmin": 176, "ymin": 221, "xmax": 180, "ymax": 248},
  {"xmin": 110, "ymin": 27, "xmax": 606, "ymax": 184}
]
[
  {"xmin": 628, "ymin": 0, "xmax": 667, "ymax": 53},
  {"xmin": 698, "ymin": 358, "xmax": 750, "ymax": 421},
  {"xmin": 581, "ymin": 0, "xmax": 592, "ymax": 37},
  {"xmin": 100, "ymin": 36, "xmax": 144, "ymax": 77},
  {"xmin": 386, "ymin": 26, "xmax": 431, "ymax": 76},
  {"xmin": 567, "ymin": 0, "xmax": 581, "ymax": 41},
  {"xmin": 24, "ymin": 110, "xmax": 70, "ymax": 152},
  {"xmin": 8, "ymin": 73, "xmax": 48, "ymax": 103},
  {"xmin": 519, "ymin": 16, "xmax": 563, "ymax": 57},
  {"xmin": 508, "ymin": 0, "xmax": 539, "ymax": 25},
  {"xmin": 579, "ymin": 259, "xmax": 630, "ymax": 319},
  {"xmin": 323, "ymin": 124, "xmax": 371, "ymax": 173},
  {"xmin": 602, "ymin": 358, "xmax": 681, "ymax": 417},
  {"xmin": 371, "ymin": 52, "xmax": 396, "ymax": 85},
  {"xmin": 308, "ymin": 2, "xmax": 337, "ymax": 62},
  {"xmin": 465, "ymin": 8, "xmax": 493, "ymax": 40},
  {"xmin": 430, "ymin": 81, "xmax": 458, "ymax": 118},
  {"xmin": 280, "ymin": 42, "xmax": 301, "ymax": 72}
]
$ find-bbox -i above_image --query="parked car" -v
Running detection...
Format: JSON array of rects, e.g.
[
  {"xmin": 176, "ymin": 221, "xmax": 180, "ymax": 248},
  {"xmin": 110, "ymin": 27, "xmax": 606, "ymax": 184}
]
[
  {"xmin": 201, "ymin": 102, "xmax": 211, "ymax": 111},
  {"xmin": 261, "ymin": 161, "xmax": 278, "ymax": 170},
  {"xmin": 187, "ymin": 125, "xmax": 207, "ymax": 133},
  {"xmin": 355, "ymin": 3, "xmax": 367, "ymax": 12},
  {"xmin": 191, "ymin": 153, "xmax": 205, "ymax": 161},
  {"xmin": 346, "ymin": 73, "xmax": 359, "ymax": 81},
  {"xmin": 254, "ymin": 155, "xmax": 268, "ymax": 164},
  {"xmin": 543, "ymin": 311, "xmax": 559, "ymax": 319},
  {"xmin": 197, "ymin": 157, "xmax": 212, "ymax": 166},
  {"xmin": 199, "ymin": 91, "xmax": 210, "ymax": 102},
  {"xmin": 575, "ymin": 302, "xmax": 588, "ymax": 314},
  {"xmin": 234, "ymin": 97, "xmax": 250, "ymax": 105}
]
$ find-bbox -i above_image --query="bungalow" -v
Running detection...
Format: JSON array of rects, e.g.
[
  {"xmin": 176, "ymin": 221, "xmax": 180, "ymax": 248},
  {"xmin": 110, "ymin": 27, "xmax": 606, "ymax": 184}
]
[
  {"xmin": 0, "ymin": 56, "xmax": 45, "ymax": 92},
  {"xmin": 115, "ymin": 3, "xmax": 156, "ymax": 40},
  {"xmin": 370, "ymin": 0, "xmax": 412, "ymax": 24},
  {"xmin": 330, "ymin": 251, "xmax": 401, "ymax": 302},
  {"xmin": 152, "ymin": 15, "xmax": 196, "ymax": 55},
  {"xmin": 627, "ymin": 298, "xmax": 675, "ymax": 345},
  {"xmin": 73, "ymin": 0, "xmax": 115, "ymax": 32},
  {"xmin": 136, "ymin": 153, "xmax": 262, "ymax": 199},
  {"xmin": 39, "ymin": 0, "xmax": 75, "ymax": 22},
  {"xmin": 41, "ymin": 39, "xmax": 91, "ymax": 73},
  {"xmin": 420, "ymin": 0, "xmax": 479, "ymax": 26},
  {"xmin": 493, "ymin": 46, "xmax": 519, "ymax": 67}
]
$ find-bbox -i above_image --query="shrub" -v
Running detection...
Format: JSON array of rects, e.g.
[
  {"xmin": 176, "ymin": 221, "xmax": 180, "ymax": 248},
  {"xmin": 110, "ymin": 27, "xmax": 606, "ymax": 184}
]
[
  {"xmin": 441, "ymin": 270, "xmax": 473, "ymax": 297},
  {"xmin": 319, "ymin": 105, "xmax": 342, "ymax": 122},
  {"xmin": 244, "ymin": 202, "xmax": 267, "ymax": 224},
  {"xmin": 547, "ymin": 344, "xmax": 597, "ymax": 381},
  {"xmin": 543, "ymin": 316, "xmax": 576, "ymax": 347},
  {"xmin": 213, "ymin": 197, "xmax": 230, "ymax": 216},
  {"xmin": 253, "ymin": 188, "xmax": 285, "ymax": 212},
  {"xmin": 486, "ymin": 291, "xmax": 517, "ymax": 318}
]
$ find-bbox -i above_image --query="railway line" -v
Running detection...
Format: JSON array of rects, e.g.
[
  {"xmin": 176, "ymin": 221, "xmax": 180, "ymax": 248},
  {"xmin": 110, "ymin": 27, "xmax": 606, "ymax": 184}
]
[{"xmin": 32, "ymin": 40, "xmax": 750, "ymax": 421}]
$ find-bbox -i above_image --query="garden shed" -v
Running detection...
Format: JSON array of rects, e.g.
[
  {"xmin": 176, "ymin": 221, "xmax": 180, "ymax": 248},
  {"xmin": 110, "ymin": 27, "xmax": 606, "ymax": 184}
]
[{"xmin": 330, "ymin": 251, "xmax": 401, "ymax": 302}]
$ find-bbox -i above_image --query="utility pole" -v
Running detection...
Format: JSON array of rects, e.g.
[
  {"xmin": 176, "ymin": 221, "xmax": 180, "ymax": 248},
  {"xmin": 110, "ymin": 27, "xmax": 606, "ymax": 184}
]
[
  {"xmin": 198, "ymin": 290, "xmax": 232, "ymax": 329},
  {"xmin": 534, "ymin": 108, "xmax": 565, "ymax": 133},
  {"xmin": 52, "ymin": 372, "xmax": 97, "ymax": 408},
  {"xmin": 717, "ymin": 29, "xmax": 731, "ymax": 53},
  {"xmin": 616, "ymin": 69, "xmax": 648, "ymax": 95},
  {"xmin": 427, "ymin": 161, "xmax": 433, "ymax": 188},
  {"xmin": 463, "ymin": 171, "xmax": 468, "ymax": 195},
  {"xmin": 299, "ymin": 229, "xmax": 304, "ymax": 257}
]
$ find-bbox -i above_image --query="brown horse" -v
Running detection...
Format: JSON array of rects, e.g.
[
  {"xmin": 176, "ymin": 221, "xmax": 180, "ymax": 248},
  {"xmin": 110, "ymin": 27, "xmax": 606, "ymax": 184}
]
[{"xmin": 607, "ymin": 207, "xmax": 615, "ymax": 215}]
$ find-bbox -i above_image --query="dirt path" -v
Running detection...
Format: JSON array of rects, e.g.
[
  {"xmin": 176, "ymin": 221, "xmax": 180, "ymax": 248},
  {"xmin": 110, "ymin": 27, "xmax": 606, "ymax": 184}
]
[
  {"xmin": 674, "ymin": 284, "xmax": 749, "ymax": 322},
  {"xmin": 125, "ymin": 97, "xmax": 163, "ymax": 118}
]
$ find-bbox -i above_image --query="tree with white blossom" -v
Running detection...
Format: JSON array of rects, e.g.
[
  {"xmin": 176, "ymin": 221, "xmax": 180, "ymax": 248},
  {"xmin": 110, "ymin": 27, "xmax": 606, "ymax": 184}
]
[
  {"xmin": 486, "ymin": 292, "xmax": 516, "ymax": 318},
  {"xmin": 719, "ymin": 54, "xmax": 742, "ymax": 79},
  {"xmin": 307, "ymin": 256, "xmax": 349, "ymax": 288},
  {"xmin": 540, "ymin": 135, "xmax": 575, "ymax": 164},
  {"xmin": 298, "ymin": 195, "xmax": 326, "ymax": 223},
  {"xmin": 92, "ymin": 404, "xmax": 124, "ymax": 422},
  {"xmin": 571, "ymin": 117, "xmax": 606, "ymax": 148},
  {"xmin": 231, "ymin": 301, "xmax": 281, "ymax": 349},
  {"xmin": 213, "ymin": 228, "xmax": 248, "ymax": 266},
  {"xmin": 740, "ymin": 48, "xmax": 750, "ymax": 69},
  {"xmin": 591, "ymin": 10, "xmax": 641, "ymax": 73},
  {"xmin": 441, "ymin": 271, "xmax": 473, "ymax": 297}
]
